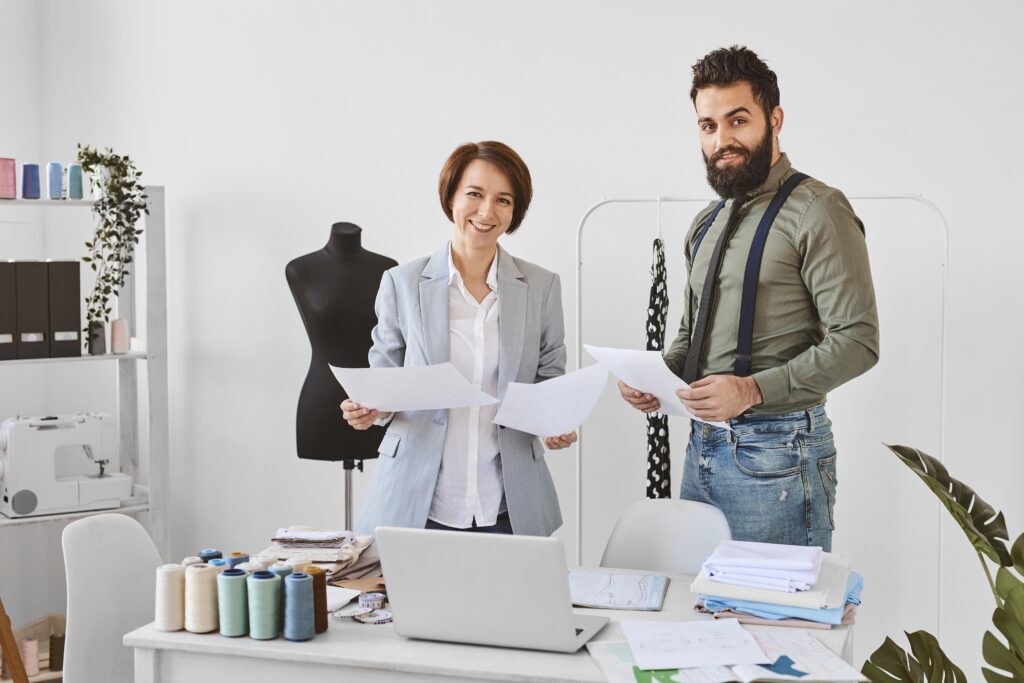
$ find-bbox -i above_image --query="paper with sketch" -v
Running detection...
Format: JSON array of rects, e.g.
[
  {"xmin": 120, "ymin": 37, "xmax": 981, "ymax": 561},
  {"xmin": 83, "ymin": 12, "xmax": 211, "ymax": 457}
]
[
  {"xmin": 622, "ymin": 618, "xmax": 770, "ymax": 670},
  {"xmin": 492, "ymin": 362, "xmax": 608, "ymax": 436},
  {"xmin": 733, "ymin": 629, "xmax": 868, "ymax": 681},
  {"xmin": 330, "ymin": 363, "xmax": 498, "ymax": 412},
  {"xmin": 568, "ymin": 569, "xmax": 668, "ymax": 611},
  {"xmin": 588, "ymin": 640, "xmax": 738, "ymax": 683},
  {"xmin": 583, "ymin": 344, "xmax": 730, "ymax": 430}
]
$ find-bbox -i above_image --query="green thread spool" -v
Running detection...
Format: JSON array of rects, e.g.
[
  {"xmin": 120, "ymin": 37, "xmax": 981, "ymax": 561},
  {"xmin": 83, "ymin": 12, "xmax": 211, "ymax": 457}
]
[
  {"xmin": 217, "ymin": 568, "xmax": 249, "ymax": 637},
  {"xmin": 247, "ymin": 571, "xmax": 281, "ymax": 640}
]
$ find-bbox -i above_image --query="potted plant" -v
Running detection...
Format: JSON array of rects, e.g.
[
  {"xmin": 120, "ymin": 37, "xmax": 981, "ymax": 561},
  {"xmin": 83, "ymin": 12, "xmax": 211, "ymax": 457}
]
[{"xmin": 76, "ymin": 144, "xmax": 148, "ymax": 354}]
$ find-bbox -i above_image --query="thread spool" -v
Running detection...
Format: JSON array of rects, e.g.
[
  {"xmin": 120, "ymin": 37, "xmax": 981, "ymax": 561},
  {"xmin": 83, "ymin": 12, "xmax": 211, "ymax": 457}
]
[
  {"xmin": 21, "ymin": 163, "xmax": 40, "ymax": 199},
  {"xmin": 305, "ymin": 566, "xmax": 328, "ymax": 634},
  {"xmin": 184, "ymin": 564, "xmax": 219, "ymax": 633},
  {"xmin": 226, "ymin": 551, "xmax": 249, "ymax": 569},
  {"xmin": 217, "ymin": 568, "xmax": 249, "ymax": 637},
  {"xmin": 155, "ymin": 564, "xmax": 185, "ymax": 631},
  {"xmin": 46, "ymin": 162, "xmax": 61, "ymax": 199},
  {"xmin": 199, "ymin": 548, "xmax": 222, "ymax": 562},
  {"xmin": 21, "ymin": 638, "xmax": 39, "ymax": 676},
  {"xmin": 48, "ymin": 633, "xmax": 64, "ymax": 671},
  {"xmin": 269, "ymin": 562, "xmax": 293, "ymax": 579},
  {"xmin": 67, "ymin": 163, "xmax": 83, "ymax": 199},
  {"xmin": 247, "ymin": 571, "xmax": 281, "ymax": 640},
  {"xmin": 208, "ymin": 558, "xmax": 228, "ymax": 571},
  {"xmin": 236, "ymin": 561, "xmax": 261, "ymax": 574},
  {"xmin": 181, "ymin": 556, "xmax": 203, "ymax": 567},
  {"xmin": 284, "ymin": 573, "xmax": 314, "ymax": 641}
]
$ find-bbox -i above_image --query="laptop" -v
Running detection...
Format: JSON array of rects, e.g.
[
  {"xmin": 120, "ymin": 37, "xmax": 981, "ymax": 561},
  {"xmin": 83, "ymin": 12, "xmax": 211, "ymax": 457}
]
[{"xmin": 375, "ymin": 526, "xmax": 610, "ymax": 652}]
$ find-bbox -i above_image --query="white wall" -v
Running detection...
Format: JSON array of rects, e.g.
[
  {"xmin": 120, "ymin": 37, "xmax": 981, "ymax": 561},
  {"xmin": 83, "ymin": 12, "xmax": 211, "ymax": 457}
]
[{"xmin": 3, "ymin": 0, "xmax": 1023, "ymax": 676}]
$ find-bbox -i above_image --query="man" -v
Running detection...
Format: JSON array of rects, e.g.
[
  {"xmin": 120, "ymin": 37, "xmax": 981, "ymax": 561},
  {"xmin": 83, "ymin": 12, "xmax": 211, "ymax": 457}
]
[{"xmin": 619, "ymin": 46, "xmax": 879, "ymax": 551}]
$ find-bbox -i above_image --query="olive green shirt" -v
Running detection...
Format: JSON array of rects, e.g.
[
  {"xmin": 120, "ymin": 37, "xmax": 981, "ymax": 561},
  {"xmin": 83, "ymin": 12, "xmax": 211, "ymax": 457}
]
[{"xmin": 663, "ymin": 154, "xmax": 879, "ymax": 415}]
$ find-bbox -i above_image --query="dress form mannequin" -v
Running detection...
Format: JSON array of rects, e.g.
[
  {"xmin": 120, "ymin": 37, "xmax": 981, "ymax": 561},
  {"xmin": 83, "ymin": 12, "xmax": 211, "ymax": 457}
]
[{"xmin": 286, "ymin": 223, "xmax": 397, "ymax": 472}]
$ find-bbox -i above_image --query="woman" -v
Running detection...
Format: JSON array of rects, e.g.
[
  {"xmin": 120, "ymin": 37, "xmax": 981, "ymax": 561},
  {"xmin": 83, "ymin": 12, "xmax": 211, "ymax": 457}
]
[{"xmin": 342, "ymin": 141, "xmax": 575, "ymax": 536}]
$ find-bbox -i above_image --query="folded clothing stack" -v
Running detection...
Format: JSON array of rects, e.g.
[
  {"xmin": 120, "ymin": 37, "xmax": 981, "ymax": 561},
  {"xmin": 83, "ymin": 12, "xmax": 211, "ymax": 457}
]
[
  {"xmin": 703, "ymin": 540, "xmax": 823, "ymax": 592},
  {"xmin": 691, "ymin": 541, "xmax": 861, "ymax": 628},
  {"xmin": 272, "ymin": 528, "xmax": 354, "ymax": 548}
]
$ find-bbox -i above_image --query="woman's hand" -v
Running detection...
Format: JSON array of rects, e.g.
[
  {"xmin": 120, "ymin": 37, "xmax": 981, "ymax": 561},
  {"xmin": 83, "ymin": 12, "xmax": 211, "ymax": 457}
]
[
  {"xmin": 340, "ymin": 399, "xmax": 380, "ymax": 430},
  {"xmin": 618, "ymin": 381, "xmax": 661, "ymax": 413},
  {"xmin": 543, "ymin": 432, "xmax": 578, "ymax": 450}
]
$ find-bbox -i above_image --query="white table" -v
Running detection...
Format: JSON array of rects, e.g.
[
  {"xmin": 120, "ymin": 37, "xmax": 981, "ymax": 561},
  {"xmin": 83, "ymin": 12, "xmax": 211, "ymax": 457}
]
[{"xmin": 125, "ymin": 570, "xmax": 852, "ymax": 682}]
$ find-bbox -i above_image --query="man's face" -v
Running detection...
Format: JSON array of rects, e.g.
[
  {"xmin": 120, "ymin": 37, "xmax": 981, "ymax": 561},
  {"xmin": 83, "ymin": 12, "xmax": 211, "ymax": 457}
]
[{"xmin": 694, "ymin": 81, "xmax": 782, "ymax": 198}]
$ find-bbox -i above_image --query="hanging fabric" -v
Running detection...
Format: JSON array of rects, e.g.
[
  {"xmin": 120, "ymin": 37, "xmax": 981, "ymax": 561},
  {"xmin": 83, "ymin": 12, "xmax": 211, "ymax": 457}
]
[{"xmin": 645, "ymin": 237, "xmax": 671, "ymax": 498}]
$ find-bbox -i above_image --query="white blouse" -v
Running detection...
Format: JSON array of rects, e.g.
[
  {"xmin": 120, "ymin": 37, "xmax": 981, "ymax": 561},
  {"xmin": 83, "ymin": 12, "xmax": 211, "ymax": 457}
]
[{"xmin": 426, "ymin": 245, "xmax": 504, "ymax": 528}]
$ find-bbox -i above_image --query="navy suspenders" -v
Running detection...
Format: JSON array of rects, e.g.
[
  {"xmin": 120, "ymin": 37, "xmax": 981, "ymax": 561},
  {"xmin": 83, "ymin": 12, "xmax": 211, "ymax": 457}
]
[{"xmin": 688, "ymin": 172, "xmax": 810, "ymax": 377}]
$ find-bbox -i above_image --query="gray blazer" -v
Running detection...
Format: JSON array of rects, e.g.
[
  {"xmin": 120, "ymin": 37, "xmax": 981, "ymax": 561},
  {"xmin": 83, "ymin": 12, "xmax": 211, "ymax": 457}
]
[{"xmin": 355, "ymin": 243, "xmax": 565, "ymax": 537}]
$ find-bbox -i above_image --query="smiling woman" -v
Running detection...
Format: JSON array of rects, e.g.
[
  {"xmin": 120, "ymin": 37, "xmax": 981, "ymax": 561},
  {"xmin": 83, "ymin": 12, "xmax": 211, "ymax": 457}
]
[{"xmin": 340, "ymin": 141, "xmax": 577, "ymax": 537}]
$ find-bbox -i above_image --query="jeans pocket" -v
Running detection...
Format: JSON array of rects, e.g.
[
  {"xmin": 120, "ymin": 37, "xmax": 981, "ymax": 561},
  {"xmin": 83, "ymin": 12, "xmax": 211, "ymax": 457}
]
[
  {"xmin": 817, "ymin": 455, "xmax": 837, "ymax": 530},
  {"xmin": 732, "ymin": 438, "xmax": 802, "ymax": 477}
]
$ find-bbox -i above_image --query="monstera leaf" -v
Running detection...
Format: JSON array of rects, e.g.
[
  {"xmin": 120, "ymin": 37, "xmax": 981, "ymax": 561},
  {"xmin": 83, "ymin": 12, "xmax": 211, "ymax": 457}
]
[
  {"xmin": 862, "ymin": 631, "xmax": 967, "ymax": 683},
  {"xmin": 887, "ymin": 444, "xmax": 1013, "ymax": 566},
  {"xmin": 983, "ymin": 535, "xmax": 1024, "ymax": 682}
]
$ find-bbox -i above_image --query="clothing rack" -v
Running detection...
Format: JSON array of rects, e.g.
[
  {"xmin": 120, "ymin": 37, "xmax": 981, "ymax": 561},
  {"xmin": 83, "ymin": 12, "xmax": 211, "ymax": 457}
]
[{"xmin": 572, "ymin": 194, "xmax": 950, "ymax": 582}]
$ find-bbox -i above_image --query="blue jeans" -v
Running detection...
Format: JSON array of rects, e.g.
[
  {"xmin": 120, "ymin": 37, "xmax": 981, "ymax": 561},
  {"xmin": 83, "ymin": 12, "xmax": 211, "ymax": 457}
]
[
  {"xmin": 424, "ymin": 512, "xmax": 514, "ymax": 534},
  {"xmin": 681, "ymin": 404, "xmax": 837, "ymax": 551}
]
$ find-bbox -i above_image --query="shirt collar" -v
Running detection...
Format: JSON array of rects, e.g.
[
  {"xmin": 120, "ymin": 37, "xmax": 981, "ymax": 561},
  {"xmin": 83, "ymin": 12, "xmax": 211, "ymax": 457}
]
[
  {"xmin": 749, "ymin": 152, "xmax": 794, "ymax": 198},
  {"xmin": 447, "ymin": 242, "xmax": 499, "ymax": 291}
]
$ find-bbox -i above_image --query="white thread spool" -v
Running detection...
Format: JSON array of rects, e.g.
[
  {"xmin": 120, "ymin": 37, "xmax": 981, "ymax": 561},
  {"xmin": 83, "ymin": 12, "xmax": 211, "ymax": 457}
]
[
  {"xmin": 181, "ymin": 556, "xmax": 203, "ymax": 567},
  {"xmin": 154, "ymin": 564, "xmax": 185, "ymax": 631},
  {"xmin": 184, "ymin": 564, "xmax": 219, "ymax": 633},
  {"xmin": 21, "ymin": 638, "xmax": 39, "ymax": 676},
  {"xmin": 236, "ymin": 562, "xmax": 261, "ymax": 574}
]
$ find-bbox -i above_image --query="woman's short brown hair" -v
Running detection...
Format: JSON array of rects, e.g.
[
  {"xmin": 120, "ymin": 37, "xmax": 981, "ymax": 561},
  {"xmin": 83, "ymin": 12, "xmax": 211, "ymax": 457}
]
[{"xmin": 438, "ymin": 141, "xmax": 533, "ymax": 234}]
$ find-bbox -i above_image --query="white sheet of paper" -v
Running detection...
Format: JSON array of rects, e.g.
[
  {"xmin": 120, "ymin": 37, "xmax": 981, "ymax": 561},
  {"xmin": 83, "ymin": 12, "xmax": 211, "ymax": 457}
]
[
  {"xmin": 569, "ymin": 569, "xmax": 668, "ymax": 610},
  {"xmin": 584, "ymin": 344, "xmax": 730, "ymax": 430},
  {"xmin": 330, "ymin": 363, "xmax": 498, "ymax": 412},
  {"xmin": 586, "ymin": 641, "xmax": 738, "ymax": 683},
  {"xmin": 621, "ymin": 618, "xmax": 770, "ymax": 670},
  {"xmin": 491, "ymin": 362, "xmax": 608, "ymax": 436},
  {"xmin": 325, "ymin": 586, "xmax": 361, "ymax": 612},
  {"xmin": 732, "ymin": 629, "xmax": 868, "ymax": 682}
]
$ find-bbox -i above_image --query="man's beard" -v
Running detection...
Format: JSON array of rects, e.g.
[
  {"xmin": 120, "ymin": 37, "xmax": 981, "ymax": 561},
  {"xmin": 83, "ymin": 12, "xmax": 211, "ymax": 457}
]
[{"xmin": 703, "ymin": 126, "xmax": 774, "ymax": 199}]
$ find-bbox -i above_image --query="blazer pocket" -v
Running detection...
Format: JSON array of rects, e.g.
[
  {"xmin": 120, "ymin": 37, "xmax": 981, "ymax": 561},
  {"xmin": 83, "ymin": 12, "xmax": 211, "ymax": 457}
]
[
  {"xmin": 379, "ymin": 432, "xmax": 402, "ymax": 458},
  {"xmin": 531, "ymin": 438, "xmax": 545, "ymax": 461}
]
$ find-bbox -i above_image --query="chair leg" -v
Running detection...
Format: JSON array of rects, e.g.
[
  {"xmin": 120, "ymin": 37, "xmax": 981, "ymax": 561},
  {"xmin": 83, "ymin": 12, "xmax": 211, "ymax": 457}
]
[{"xmin": 0, "ymin": 595, "xmax": 29, "ymax": 683}]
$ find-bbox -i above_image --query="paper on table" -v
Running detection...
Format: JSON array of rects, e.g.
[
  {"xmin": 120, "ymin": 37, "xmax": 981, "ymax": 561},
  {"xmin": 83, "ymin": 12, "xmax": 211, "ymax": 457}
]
[
  {"xmin": 326, "ymin": 586, "xmax": 360, "ymax": 612},
  {"xmin": 330, "ymin": 362, "xmax": 498, "ymax": 412},
  {"xmin": 492, "ymin": 362, "xmax": 608, "ymax": 436},
  {"xmin": 621, "ymin": 618, "xmax": 770, "ymax": 670},
  {"xmin": 587, "ymin": 640, "xmax": 739, "ymax": 683},
  {"xmin": 568, "ymin": 569, "xmax": 668, "ymax": 610},
  {"xmin": 583, "ymin": 344, "xmax": 730, "ymax": 430},
  {"xmin": 733, "ymin": 629, "xmax": 868, "ymax": 681}
]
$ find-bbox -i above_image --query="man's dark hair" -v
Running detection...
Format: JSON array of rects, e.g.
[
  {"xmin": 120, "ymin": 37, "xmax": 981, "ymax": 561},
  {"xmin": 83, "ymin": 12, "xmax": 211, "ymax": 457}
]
[{"xmin": 689, "ymin": 46, "xmax": 780, "ymax": 116}]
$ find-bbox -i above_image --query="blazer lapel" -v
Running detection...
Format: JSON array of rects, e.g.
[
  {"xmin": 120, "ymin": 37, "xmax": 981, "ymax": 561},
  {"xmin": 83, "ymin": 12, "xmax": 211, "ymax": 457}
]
[
  {"xmin": 497, "ymin": 244, "xmax": 526, "ymax": 397},
  {"xmin": 419, "ymin": 245, "xmax": 450, "ymax": 365}
]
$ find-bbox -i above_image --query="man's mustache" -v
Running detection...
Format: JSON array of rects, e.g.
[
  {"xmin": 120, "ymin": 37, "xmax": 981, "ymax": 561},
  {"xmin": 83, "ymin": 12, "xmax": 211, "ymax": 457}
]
[{"xmin": 709, "ymin": 146, "xmax": 749, "ymax": 164}]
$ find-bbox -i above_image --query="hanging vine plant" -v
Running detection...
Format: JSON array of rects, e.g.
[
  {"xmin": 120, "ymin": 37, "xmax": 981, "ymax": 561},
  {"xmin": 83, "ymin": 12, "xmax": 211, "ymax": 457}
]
[{"xmin": 76, "ymin": 144, "xmax": 148, "ymax": 350}]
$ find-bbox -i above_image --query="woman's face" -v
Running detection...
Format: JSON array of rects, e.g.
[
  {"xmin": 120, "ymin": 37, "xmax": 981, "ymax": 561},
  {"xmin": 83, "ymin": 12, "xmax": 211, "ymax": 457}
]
[{"xmin": 450, "ymin": 159, "xmax": 514, "ymax": 253}]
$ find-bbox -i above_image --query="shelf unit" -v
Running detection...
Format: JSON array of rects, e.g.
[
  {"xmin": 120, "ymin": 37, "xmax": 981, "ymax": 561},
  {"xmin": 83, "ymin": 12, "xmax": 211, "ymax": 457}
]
[{"xmin": 0, "ymin": 188, "xmax": 169, "ymax": 557}]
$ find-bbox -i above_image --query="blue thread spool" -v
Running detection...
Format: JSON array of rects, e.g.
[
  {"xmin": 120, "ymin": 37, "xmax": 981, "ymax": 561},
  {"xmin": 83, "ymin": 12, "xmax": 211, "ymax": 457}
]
[
  {"xmin": 226, "ymin": 551, "xmax": 249, "ymax": 569},
  {"xmin": 46, "ymin": 162, "xmax": 61, "ymax": 199},
  {"xmin": 67, "ymin": 164, "xmax": 83, "ymax": 199},
  {"xmin": 217, "ymin": 568, "xmax": 249, "ymax": 637},
  {"xmin": 199, "ymin": 548, "xmax": 222, "ymax": 562},
  {"xmin": 208, "ymin": 558, "xmax": 228, "ymax": 570},
  {"xmin": 270, "ymin": 562, "xmax": 292, "ymax": 630},
  {"xmin": 283, "ymin": 573, "xmax": 314, "ymax": 642},
  {"xmin": 22, "ymin": 164, "xmax": 40, "ymax": 199},
  {"xmin": 247, "ymin": 571, "xmax": 281, "ymax": 640}
]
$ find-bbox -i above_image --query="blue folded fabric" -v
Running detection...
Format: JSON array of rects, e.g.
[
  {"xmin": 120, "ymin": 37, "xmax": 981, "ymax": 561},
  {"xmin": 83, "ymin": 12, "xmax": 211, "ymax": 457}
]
[{"xmin": 701, "ymin": 572, "xmax": 863, "ymax": 625}]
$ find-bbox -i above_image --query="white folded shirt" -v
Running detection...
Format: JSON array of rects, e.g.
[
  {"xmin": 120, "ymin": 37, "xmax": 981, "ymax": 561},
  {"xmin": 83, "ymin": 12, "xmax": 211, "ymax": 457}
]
[
  {"xmin": 691, "ymin": 553, "xmax": 851, "ymax": 609},
  {"xmin": 705, "ymin": 539, "xmax": 823, "ymax": 572},
  {"xmin": 703, "ymin": 568, "xmax": 813, "ymax": 592}
]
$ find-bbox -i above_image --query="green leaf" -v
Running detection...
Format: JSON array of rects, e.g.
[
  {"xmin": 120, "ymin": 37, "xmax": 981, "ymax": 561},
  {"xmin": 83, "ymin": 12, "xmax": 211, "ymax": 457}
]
[
  {"xmin": 983, "ymin": 582, "xmax": 1024, "ymax": 681},
  {"xmin": 1013, "ymin": 534, "xmax": 1024, "ymax": 576},
  {"xmin": 862, "ymin": 631, "xmax": 966, "ymax": 683},
  {"xmin": 995, "ymin": 566, "xmax": 1021, "ymax": 601},
  {"xmin": 886, "ymin": 444, "xmax": 1013, "ymax": 565}
]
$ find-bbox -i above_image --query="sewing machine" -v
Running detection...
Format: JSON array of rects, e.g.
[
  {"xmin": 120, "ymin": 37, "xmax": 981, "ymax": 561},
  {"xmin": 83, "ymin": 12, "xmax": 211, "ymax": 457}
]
[{"xmin": 0, "ymin": 413, "xmax": 134, "ymax": 518}]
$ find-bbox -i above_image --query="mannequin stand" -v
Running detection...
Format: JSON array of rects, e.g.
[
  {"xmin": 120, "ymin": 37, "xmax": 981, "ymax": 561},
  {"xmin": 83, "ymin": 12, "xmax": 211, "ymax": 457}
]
[{"xmin": 343, "ymin": 459, "xmax": 363, "ymax": 531}]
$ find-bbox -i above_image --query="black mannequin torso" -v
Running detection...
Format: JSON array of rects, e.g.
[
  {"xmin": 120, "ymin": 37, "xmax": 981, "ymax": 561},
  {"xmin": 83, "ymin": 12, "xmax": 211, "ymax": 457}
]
[{"xmin": 286, "ymin": 222, "xmax": 398, "ymax": 462}]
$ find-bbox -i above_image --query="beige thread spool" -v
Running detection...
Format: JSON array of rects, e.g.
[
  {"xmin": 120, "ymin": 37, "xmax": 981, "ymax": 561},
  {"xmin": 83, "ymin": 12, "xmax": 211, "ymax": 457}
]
[
  {"xmin": 184, "ymin": 564, "xmax": 219, "ymax": 633},
  {"xmin": 21, "ymin": 638, "xmax": 39, "ymax": 676},
  {"xmin": 111, "ymin": 318, "xmax": 130, "ymax": 354},
  {"xmin": 155, "ymin": 564, "xmax": 186, "ymax": 631}
]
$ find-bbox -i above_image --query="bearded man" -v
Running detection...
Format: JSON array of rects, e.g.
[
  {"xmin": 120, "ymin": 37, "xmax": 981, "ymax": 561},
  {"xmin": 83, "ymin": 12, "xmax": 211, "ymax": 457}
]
[{"xmin": 619, "ymin": 46, "xmax": 879, "ymax": 550}]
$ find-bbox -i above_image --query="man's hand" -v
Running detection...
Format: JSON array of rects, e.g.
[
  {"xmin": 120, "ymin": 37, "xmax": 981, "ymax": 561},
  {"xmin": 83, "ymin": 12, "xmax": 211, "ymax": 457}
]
[
  {"xmin": 618, "ymin": 381, "xmax": 661, "ymax": 413},
  {"xmin": 543, "ymin": 432, "xmax": 578, "ymax": 450},
  {"xmin": 678, "ymin": 375, "xmax": 763, "ymax": 422},
  {"xmin": 340, "ymin": 399, "xmax": 380, "ymax": 430}
]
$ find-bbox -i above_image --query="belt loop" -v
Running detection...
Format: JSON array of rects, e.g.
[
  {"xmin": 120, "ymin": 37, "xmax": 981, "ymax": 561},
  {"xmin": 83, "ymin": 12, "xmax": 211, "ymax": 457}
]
[{"xmin": 806, "ymin": 408, "xmax": 815, "ymax": 432}]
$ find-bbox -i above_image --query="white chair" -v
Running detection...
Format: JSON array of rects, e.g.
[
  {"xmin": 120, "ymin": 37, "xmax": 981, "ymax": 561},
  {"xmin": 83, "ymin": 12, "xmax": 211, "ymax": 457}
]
[
  {"xmin": 61, "ymin": 514, "xmax": 162, "ymax": 683},
  {"xmin": 600, "ymin": 499, "xmax": 731, "ymax": 574}
]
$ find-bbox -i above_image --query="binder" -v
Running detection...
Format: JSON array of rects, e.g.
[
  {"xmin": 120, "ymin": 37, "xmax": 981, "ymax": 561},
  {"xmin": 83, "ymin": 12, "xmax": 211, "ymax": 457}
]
[
  {"xmin": 0, "ymin": 261, "xmax": 16, "ymax": 361},
  {"xmin": 48, "ymin": 261, "xmax": 81, "ymax": 357},
  {"xmin": 15, "ymin": 261, "xmax": 49, "ymax": 359}
]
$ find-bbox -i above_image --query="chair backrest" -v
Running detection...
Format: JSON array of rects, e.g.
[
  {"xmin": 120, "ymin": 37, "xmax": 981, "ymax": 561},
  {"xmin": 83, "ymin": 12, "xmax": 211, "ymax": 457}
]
[
  {"xmin": 600, "ymin": 499, "xmax": 731, "ymax": 574},
  {"xmin": 61, "ymin": 514, "xmax": 162, "ymax": 683}
]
